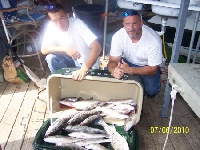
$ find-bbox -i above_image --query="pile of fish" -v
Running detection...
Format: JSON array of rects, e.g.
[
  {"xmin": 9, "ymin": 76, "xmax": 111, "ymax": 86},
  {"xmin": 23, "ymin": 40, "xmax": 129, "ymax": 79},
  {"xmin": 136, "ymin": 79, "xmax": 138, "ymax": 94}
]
[
  {"xmin": 44, "ymin": 110, "xmax": 130, "ymax": 150},
  {"xmin": 60, "ymin": 97, "xmax": 137, "ymax": 132}
]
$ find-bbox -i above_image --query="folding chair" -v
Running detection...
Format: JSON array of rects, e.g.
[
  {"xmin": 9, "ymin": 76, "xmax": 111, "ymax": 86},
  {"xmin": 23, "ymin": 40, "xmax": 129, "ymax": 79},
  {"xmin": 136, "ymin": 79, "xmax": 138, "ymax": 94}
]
[{"xmin": 0, "ymin": 0, "xmax": 46, "ymax": 70}]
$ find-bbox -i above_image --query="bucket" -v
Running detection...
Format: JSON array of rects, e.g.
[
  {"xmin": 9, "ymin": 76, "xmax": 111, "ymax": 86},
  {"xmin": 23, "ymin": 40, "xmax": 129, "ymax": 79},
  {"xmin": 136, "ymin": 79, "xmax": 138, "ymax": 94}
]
[{"xmin": 72, "ymin": 4, "xmax": 105, "ymax": 39}]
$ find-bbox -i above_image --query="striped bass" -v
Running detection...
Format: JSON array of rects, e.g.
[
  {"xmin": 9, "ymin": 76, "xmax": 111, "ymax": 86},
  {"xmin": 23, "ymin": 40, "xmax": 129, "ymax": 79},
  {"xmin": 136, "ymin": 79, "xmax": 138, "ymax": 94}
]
[
  {"xmin": 45, "ymin": 111, "xmax": 78, "ymax": 137},
  {"xmin": 95, "ymin": 106, "xmax": 128, "ymax": 119},
  {"xmin": 60, "ymin": 100, "xmax": 99, "ymax": 111},
  {"xmin": 112, "ymin": 104, "xmax": 135, "ymax": 111},
  {"xmin": 84, "ymin": 143, "xmax": 108, "ymax": 150},
  {"xmin": 44, "ymin": 135, "xmax": 82, "ymax": 144},
  {"xmin": 56, "ymin": 143, "xmax": 86, "ymax": 150},
  {"xmin": 57, "ymin": 138, "xmax": 111, "ymax": 149},
  {"xmin": 80, "ymin": 114, "xmax": 102, "ymax": 126},
  {"xmin": 124, "ymin": 111, "xmax": 137, "ymax": 132},
  {"xmin": 64, "ymin": 125, "xmax": 106, "ymax": 134},
  {"xmin": 94, "ymin": 117, "xmax": 130, "ymax": 150},
  {"xmin": 67, "ymin": 110, "xmax": 100, "ymax": 125},
  {"xmin": 101, "ymin": 103, "xmax": 116, "ymax": 109},
  {"xmin": 73, "ymin": 138, "xmax": 111, "ymax": 146},
  {"xmin": 107, "ymin": 98, "xmax": 134, "ymax": 104},
  {"xmin": 60, "ymin": 97, "xmax": 83, "ymax": 102},
  {"xmin": 116, "ymin": 109, "xmax": 132, "ymax": 115},
  {"xmin": 68, "ymin": 132, "xmax": 107, "ymax": 139}
]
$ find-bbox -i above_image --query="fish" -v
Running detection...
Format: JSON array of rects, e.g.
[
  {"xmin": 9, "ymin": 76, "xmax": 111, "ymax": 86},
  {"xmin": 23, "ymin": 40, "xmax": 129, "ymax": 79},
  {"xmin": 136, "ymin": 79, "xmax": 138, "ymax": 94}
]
[
  {"xmin": 44, "ymin": 111, "xmax": 78, "ymax": 137},
  {"xmin": 97, "ymin": 101, "xmax": 106, "ymax": 106},
  {"xmin": 116, "ymin": 109, "xmax": 132, "ymax": 115},
  {"xmin": 44, "ymin": 135, "xmax": 82, "ymax": 144},
  {"xmin": 60, "ymin": 100, "xmax": 100, "ymax": 111},
  {"xmin": 95, "ymin": 106, "xmax": 128, "ymax": 119},
  {"xmin": 60, "ymin": 97, "xmax": 83, "ymax": 102},
  {"xmin": 101, "ymin": 103, "xmax": 116, "ymax": 109},
  {"xmin": 64, "ymin": 125, "xmax": 106, "ymax": 134},
  {"xmin": 94, "ymin": 116, "xmax": 130, "ymax": 150},
  {"xmin": 128, "ymin": 102, "xmax": 137, "ymax": 107},
  {"xmin": 124, "ymin": 111, "xmax": 137, "ymax": 132},
  {"xmin": 68, "ymin": 132, "xmax": 107, "ymax": 139},
  {"xmin": 58, "ymin": 110, "xmax": 78, "ymax": 118},
  {"xmin": 107, "ymin": 98, "xmax": 134, "ymax": 104},
  {"xmin": 80, "ymin": 114, "xmax": 102, "ymax": 126},
  {"xmin": 56, "ymin": 143, "xmax": 86, "ymax": 150},
  {"xmin": 74, "ymin": 138, "xmax": 112, "ymax": 146},
  {"xmin": 112, "ymin": 104, "xmax": 135, "ymax": 111},
  {"xmin": 67, "ymin": 110, "xmax": 100, "ymax": 125},
  {"xmin": 84, "ymin": 143, "xmax": 108, "ymax": 150}
]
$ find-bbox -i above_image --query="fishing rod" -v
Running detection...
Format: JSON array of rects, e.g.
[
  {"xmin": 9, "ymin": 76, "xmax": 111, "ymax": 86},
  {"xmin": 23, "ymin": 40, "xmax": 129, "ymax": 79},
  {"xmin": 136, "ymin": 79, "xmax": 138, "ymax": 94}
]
[
  {"xmin": 0, "ymin": 33, "xmax": 24, "ymax": 65},
  {"xmin": 0, "ymin": 32, "xmax": 45, "ymax": 87}
]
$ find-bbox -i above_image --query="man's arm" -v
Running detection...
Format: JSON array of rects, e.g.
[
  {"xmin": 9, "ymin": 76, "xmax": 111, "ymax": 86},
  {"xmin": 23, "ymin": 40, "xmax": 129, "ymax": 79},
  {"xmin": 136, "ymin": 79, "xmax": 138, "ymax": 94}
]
[
  {"xmin": 72, "ymin": 39, "xmax": 102, "ymax": 81},
  {"xmin": 80, "ymin": 39, "xmax": 102, "ymax": 72},
  {"xmin": 107, "ymin": 56, "xmax": 121, "ymax": 74},
  {"xmin": 129, "ymin": 65, "xmax": 159, "ymax": 75},
  {"xmin": 108, "ymin": 56, "xmax": 124, "ymax": 79},
  {"xmin": 120, "ymin": 59, "xmax": 159, "ymax": 75},
  {"xmin": 41, "ymin": 46, "xmax": 81, "ymax": 60},
  {"xmin": 41, "ymin": 46, "xmax": 65, "ymax": 55}
]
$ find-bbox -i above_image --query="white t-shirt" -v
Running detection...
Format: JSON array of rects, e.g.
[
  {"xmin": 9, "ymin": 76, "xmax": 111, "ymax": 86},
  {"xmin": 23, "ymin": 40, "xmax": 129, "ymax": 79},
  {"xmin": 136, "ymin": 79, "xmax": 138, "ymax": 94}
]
[
  {"xmin": 110, "ymin": 25, "xmax": 163, "ymax": 67},
  {"xmin": 42, "ymin": 18, "xmax": 100, "ymax": 69}
]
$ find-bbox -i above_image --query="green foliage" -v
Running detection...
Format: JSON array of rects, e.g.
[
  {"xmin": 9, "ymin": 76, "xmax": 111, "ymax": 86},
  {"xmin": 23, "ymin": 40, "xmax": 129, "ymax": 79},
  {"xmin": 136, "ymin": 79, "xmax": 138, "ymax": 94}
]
[{"xmin": 163, "ymin": 42, "xmax": 188, "ymax": 63}]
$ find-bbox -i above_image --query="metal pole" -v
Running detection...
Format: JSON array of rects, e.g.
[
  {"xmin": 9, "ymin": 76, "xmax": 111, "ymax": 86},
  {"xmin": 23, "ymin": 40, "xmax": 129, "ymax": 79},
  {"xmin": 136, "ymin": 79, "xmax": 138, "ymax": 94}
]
[
  {"xmin": 170, "ymin": 1, "xmax": 190, "ymax": 63},
  {"xmin": 102, "ymin": 0, "xmax": 108, "ymax": 59},
  {"xmin": 187, "ymin": 11, "xmax": 200, "ymax": 63},
  {"xmin": 0, "ymin": 12, "xmax": 11, "ymax": 45},
  {"xmin": 161, "ymin": 0, "xmax": 190, "ymax": 118},
  {"xmin": 192, "ymin": 35, "xmax": 200, "ymax": 63}
]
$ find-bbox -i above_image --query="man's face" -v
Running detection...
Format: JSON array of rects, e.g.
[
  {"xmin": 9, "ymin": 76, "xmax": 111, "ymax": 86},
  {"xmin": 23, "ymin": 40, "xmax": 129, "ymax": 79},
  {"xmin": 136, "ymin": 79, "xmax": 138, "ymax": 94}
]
[
  {"xmin": 48, "ymin": 10, "xmax": 69, "ymax": 31},
  {"xmin": 123, "ymin": 15, "xmax": 143, "ymax": 39}
]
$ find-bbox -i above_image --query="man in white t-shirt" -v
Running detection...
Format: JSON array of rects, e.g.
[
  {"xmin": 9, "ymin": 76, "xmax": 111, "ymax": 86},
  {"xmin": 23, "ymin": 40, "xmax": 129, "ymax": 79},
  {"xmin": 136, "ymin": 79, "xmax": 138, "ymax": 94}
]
[
  {"xmin": 108, "ymin": 10, "xmax": 163, "ymax": 97},
  {"xmin": 41, "ymin": 3, "xmax": 102, "ymax": 81}
]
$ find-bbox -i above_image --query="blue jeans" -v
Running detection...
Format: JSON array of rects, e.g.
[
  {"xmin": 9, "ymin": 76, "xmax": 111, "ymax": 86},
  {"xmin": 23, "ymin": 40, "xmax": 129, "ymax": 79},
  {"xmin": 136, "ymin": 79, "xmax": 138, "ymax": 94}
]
[
  {"xmin": 45, "ymin": 53, "xmax": 76, "ymax": 73},
  {"xmin": 122, "ymin": 58, "xmax": 161, "ymax": 96}
]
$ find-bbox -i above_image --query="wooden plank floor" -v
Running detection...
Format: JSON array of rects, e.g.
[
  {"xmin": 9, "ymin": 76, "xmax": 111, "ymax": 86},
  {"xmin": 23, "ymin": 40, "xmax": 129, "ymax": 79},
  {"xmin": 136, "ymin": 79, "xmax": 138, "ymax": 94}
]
[{"xmin": 0, "ymin": 55, "xmax": 200, "ymax": 150}]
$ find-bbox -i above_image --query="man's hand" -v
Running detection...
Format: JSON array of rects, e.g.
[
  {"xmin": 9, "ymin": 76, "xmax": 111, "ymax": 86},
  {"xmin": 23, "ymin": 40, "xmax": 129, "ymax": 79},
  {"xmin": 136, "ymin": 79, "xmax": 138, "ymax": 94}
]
[
  {"xmin": 112, "ymin": 62, "xmax": 124, "ymax": 79},
  {"xmin": 72, "ymin": 69, "xmax": 87, "ymax": 81},
  {"xmin": 41, "ymin": 46, "xmax": 81, "ymax": 60},
  {"xmin": 120, "ymin": 59, "xmax": 132, "ymax": 74}
]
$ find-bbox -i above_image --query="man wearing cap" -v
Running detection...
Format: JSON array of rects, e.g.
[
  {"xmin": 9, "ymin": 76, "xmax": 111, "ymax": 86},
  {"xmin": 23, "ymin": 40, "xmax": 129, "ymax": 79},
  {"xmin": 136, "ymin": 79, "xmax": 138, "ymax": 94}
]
[
  {"xmin": 41, "ymin": 3, "xmax": 102, "ymax": 81},
  {"xmin": 108, "ymin": 10, "xmax": 163, "ymax": 97}
]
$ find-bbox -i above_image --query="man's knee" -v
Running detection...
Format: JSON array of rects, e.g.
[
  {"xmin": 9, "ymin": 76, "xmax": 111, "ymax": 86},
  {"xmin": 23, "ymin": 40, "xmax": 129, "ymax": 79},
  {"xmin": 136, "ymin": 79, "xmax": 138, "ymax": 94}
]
[
  {"xmin": 45, "ymin": 54, "xmax": 62, "ymax": 66},
  {"xmin": 144, "ymin": 85, "xmax": 161, "ymax": 96},
  {"xmin": 45, "ymin": 54, "xmax": 54, "ymax": 63}
]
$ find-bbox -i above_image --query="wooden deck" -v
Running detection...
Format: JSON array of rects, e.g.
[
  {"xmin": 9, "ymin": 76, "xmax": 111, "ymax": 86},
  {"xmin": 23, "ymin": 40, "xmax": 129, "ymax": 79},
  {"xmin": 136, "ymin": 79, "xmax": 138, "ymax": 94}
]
[{"xmin": 0, "ymin": 56, "xmax": 200, "ymax": 150}]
